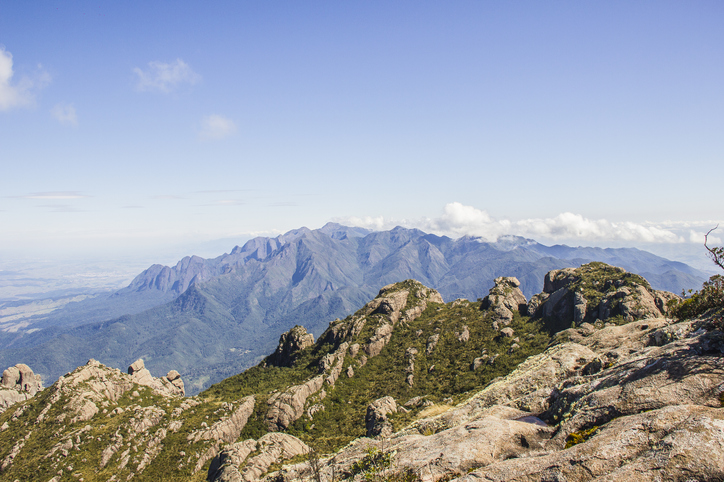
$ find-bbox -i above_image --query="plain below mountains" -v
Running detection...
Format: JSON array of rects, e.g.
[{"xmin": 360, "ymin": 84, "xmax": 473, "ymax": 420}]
[{"xmin": 0, "ymin": 223, "xmax": 707, "ymax": 394}]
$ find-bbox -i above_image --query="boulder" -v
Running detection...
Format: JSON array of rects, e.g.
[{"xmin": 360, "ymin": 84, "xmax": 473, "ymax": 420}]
[{"xmin": 500, "ymin": 327, "xmax": 514, "ymax": 338}]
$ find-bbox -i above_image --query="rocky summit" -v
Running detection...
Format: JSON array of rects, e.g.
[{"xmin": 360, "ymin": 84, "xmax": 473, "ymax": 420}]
[{"xmin": 0, "ymin": 262, "xmax": 721, "ymax": 481}]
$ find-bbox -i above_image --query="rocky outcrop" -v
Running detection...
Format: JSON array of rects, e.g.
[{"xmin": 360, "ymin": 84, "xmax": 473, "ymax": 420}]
[
  {"xmin": 189, "ymin": 396, "xmax": 255, "ymax": 444},
  {"xmin": 362, "ymin": 282, "xmax": 444, "ymax": 357},
  {"xmin": 0, "ymin": 364, "xmax": 43, "ymax": 413},
  {"xmin": 128, "ymin": 358, "xmax": 185, "ymax": 396},
  {"xmin": 404, "ymin": 347, "xmax": 417, "ymax": 387},
  {"xmin": 0, "ymin": 358, "xmax": 200, "ymax": 479},
  {"xmin": 426, "ymin": 332, "xmax": 440, "ymax": 355},
  {"xmin": 527, "ymin": 262, "xmax": 679, "ymax": 326},
  {"xmin": 366, "ymin": 396, "xmax": 398, "ymax": 438},
  {"xmin": 267, "ymin": 325, "xmax": 314, "ymax": 367},
  {"xmin": 365, "ymin": 322, "xmax": 394, "ymax": 357},
  {"xmin": 266, "ymin": 342, "xmax": 349, "ymax": 432},
  {"xmin": 186, "ymin": 396, "xmax": 256, "ymax": 472},
  {"xmin": 455, "ymin": 325, "xmax": 470, "ymax": 342},
  {"xmin": 320, "ymin": 281, "xmax": 442, "ymax": 355},
  {"xmin": 264, "ymin": 281, "xmax": 444, "ymax": 434},
  {"xmin": 266, "ymin": 376, "xmax": 325, "ymax": 432},
  {"xmin": 480, "ymin": 277, "xmax": 527, "ymax": 324},
  {"xmin": 364, "ymin": 282, "xmax": 443, "ymax": 323},
  {"xmin": 0, "ymin": 269, "xmax": 712, "ymax": 482},
  {"xmin": 208, "ymin": 433, "xmax": 310, "ymax": 482}
]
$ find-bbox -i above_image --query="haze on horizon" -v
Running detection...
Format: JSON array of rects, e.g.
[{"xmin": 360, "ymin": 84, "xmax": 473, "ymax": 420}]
[{"xmin": 1, "ymin": 1, "xmax": 722, "ymax": 270}]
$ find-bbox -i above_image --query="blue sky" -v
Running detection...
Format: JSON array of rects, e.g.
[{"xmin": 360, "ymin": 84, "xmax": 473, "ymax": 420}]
[{"xmin": 1, "ymin": 1, "xmax": 722, "ymax": 264}]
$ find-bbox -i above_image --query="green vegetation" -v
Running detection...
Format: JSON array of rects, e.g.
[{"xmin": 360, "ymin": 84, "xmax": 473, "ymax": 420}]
[
  {"xmin": 565, "ymin": 426, "xmax": 600, "ymax": 449},
  {"xmin": 569, "ymin": 262, "xmax": 650, "ymax": 307},
  {"xmin": 669, "ymin": 228, "xmax": 724, "ymax": 323},
  {"xmin": 669, "ymin": 275, "xmax": 724, "ymax": 321},
  {"xmin": 351, "ymin": 445, "xmax": 417, "ymax": 482},
  {"xmin": 200, "ymin": 283, "xmax": 553, "ymax": 454}
]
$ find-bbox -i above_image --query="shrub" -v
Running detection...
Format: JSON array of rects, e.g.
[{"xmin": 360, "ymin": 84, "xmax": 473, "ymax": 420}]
[
  {"xmin": 669, "ymin": 274, "xmax": 724, "ymax": 320},
  {"xmin": 669, "ymin": 226, "xmax": 724, "ymax": 322}
]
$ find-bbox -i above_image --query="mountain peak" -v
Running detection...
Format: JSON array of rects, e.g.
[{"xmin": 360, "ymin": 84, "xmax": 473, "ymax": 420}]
[{"xmin": 318, "ymin": 222, "xmax": 371, "ymax": 239}]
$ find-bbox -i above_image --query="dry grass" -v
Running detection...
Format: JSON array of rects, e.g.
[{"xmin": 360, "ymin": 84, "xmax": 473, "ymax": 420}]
[{"xmin": 417, "ymin": 404, "xmax": 453, "ymax": 419}]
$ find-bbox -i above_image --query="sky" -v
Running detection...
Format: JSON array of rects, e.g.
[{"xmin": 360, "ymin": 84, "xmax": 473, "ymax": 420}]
[{"xmin": 1, "ymin": 1, "xmax": 723, "ymax": 270}]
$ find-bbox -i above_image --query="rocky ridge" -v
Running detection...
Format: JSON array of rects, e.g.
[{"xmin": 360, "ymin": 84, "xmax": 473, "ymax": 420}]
[
  {"xmin": 0, "ymin": 262, "xmax": 720, "ymax": 481},
  {"xmin": 271, "ymin": 316, "xmax": 724, "ymax": 481}
]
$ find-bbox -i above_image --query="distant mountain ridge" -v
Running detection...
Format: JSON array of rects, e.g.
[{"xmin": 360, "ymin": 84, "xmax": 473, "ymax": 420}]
[
  {"xmin": 120, "ymin": 224, "xmax": 371, "ymax": 297},
  {"xmin": 122, "ymin": 223, "xmax": 705, "ymax": 301},
  {"xmin": 0, "ymin": 223, "xmax": 708, "ymax": 394}
]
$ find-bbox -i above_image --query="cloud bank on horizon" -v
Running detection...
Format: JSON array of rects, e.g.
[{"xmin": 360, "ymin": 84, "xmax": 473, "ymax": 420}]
[{"xmin": 338, "ymin": 203, "xmax": 722, "ymax": 246}]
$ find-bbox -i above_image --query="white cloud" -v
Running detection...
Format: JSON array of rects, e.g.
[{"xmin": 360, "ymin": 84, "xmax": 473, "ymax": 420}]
[
  {"xmin": 133, "ymin": 59, "xmax": 200, "ymax": 93},
  {"xmin": 0, "ymin": 46, "xmax": 51, "ymax": 111},
  {"xmin": 51, "ymin": 103, "xmax": 77, "ymax": 126},
  {"xmin": 690, "ymin": 229, "xmax": 722, "ymax": 245},
  {"xmin": 336, "ymin": 202, "xmax": 698, "ymax": 245},
  {"xmin": 198, "ymin": 114, "xmax": 236, "ymax": 140}
]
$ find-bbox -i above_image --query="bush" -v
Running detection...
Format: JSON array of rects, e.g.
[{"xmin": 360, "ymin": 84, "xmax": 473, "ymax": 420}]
[
  {"xmin": 669, "ymin": 274, "xmax": 724, "ymax": 320},
  {"xmin": 669, "ymin": 227, "xmax": 724, "ymax": 321}
]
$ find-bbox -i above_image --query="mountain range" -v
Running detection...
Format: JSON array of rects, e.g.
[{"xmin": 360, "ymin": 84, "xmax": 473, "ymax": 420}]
[{"xmin": 0, "ymin": 223, "xmax": 707, "ymax": 394}]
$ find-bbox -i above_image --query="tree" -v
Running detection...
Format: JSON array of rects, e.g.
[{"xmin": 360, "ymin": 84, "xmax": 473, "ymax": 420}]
[{"xmin": 705, "ymin": 225, "xmax": 724, "ymax": 271}]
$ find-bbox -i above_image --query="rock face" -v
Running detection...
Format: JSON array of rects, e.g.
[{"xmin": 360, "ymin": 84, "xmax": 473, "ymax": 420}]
[
  {"xmin": 480, "ymin": 277, "xmax": 527, "ymax": 324},
  {"xmin": 267, "ymin": 325, "xmax": 314, "ymax": 367},
  {"xmin": 266, "ymin": 375, "xmax": 325, "ymax": 432},
  {"xmin": 0, "ymin": 363, "xmax": 43, "ymax": 413},
  {"xmin": 527, "ymin": 262, "xmax": 679, "ymax": 327},
  {"xmin": 265, "ymin": 341, "xmax": 348, "ymax": 431}
]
